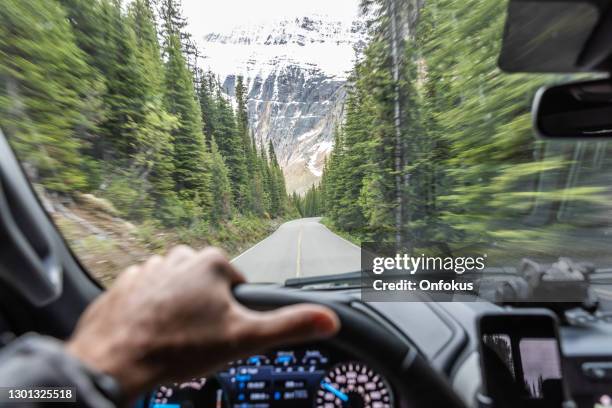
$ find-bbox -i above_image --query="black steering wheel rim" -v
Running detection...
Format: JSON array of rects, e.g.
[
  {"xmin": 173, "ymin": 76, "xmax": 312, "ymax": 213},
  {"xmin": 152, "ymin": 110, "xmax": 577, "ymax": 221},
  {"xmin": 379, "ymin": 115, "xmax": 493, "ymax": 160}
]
[{"xmin": 234, "ymin": 284, "xmax": 467, "ymax": 408}]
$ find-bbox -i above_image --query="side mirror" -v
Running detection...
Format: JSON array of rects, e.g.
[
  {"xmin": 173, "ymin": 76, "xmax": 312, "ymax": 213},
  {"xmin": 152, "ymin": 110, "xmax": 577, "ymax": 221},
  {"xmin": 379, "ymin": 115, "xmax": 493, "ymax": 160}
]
[{"xmin": 533, "ymin": 78, "xmax": 612, "ymax": 139}]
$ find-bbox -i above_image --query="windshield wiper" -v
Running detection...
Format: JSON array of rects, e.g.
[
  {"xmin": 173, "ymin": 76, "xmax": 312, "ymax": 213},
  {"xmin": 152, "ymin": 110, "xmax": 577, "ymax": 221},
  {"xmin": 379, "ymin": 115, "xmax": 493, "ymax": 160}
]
[
  {"xmin": 284, "ymin": 271, "xmax": 362, "ymax": 288},
  {"xmin": 284, "ymin": 267, "xmax": 521, "ymax": 288}
]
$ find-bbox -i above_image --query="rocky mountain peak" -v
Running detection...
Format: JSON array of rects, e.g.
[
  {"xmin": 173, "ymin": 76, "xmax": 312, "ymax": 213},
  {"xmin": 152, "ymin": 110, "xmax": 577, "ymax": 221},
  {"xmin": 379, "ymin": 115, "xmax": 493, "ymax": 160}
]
[{"xmin": 200, "ymin": 15, "xmax": 367, "ymax": 194}]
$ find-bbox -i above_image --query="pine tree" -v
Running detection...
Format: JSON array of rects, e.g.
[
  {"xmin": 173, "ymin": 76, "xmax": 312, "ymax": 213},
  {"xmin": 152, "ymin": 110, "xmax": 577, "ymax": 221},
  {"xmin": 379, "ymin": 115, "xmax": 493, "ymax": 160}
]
[
  {"xmin": 320, "ymin": 0, "xmax": 602, "ymax": 253},
  {"xmin": 130, "ymin": 0, "xmax": 165, "ymax": 98},
  {"xmin": 235, "ymin": 76, "xmax": 268, "ymax": 215},
  {"xmin": 96, "ymin": 0, "xmax": 149, "ymax": 161},
  {"xmin": 3, "ymin": 0, "xmax": 292, "ymax": 235},
  {"xmin": 158, "ymin": 0, "xmax": 198, "ymax": 69},
  {"xmin": 163, "ymin": 32, "xmax": 210, "ymax": 210},
  {"xmin": 208, "ymin": 137, "xmax": 233, "ymax": 223},
  {"xmin": 266, "ymin": 140, "xmax": 287, "ymax": 217},
  {"xmin": 198, "ymin": 72, "xmax": 218, "ymax": 146},
  {"xmin": 259, "ymin": 146, "xmax": 273, "ymax": 214},
  {"xmin": 214, "ymin": 90, "xmax": 248, "ymax": 210},
  {"xmin": 128, "ymin": 0, "xmax": 179, "ymax": 218},
  {"xmin": 322, "ymin": 128, "xmax": 346, "ymax": 222},
  {"xmin": 0, "ymin": 0, "xmax": 99, "ymax": 193},
  {"xmin": 235, "ymin": 76, "xmax": 250, "ymax": 145},
  {"xmin": 55, "ymin": 0, "xmax": 107, "ymax": 86}
]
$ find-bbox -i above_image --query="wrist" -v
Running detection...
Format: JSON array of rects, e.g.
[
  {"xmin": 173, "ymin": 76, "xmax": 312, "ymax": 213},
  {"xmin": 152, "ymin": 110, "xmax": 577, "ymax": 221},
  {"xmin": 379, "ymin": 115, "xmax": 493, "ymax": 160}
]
[{"xmin": 66, "ymin": 333, "xmax": 161, "ymax": 403}]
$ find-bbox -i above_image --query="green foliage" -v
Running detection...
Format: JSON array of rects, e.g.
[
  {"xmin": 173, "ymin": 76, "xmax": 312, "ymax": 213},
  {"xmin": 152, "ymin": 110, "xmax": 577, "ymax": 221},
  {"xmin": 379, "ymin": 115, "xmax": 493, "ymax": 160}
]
[
  {"xmin": 214, "ymin": 89, "xmax": 248, "ymax": 208},
  {"xmin": 6, "ymin": 0, "xmax": 610, "ymax": 274},
  {"xmin": 163, "ymin": 32, "xmax": 212, "ymax": 211},
  {"xmin": 198, "ymin": 72, "xmax": 218, "ymax": 145},
  {"xmin": 265, "ymin": 139, "xmax": 288, "ymax": 217},
  {"xmin": 197, "ymin": 72, "xmax": 288, "ymax": 218},
  {"xmin": 1, "ymin": 0, "xmax": 291, "ymax": 241},
  {"xmin": 97, "ymin": 0, "xmax": 149, "ymax": 159},
  {"xmin": 321, "ymin": 0, "xmax": 609, "ymax": 259},
  {"xmin": 0, "ymin": 0, "xmax": 101, "ymax": 192},
  {"xmin": 134, "ymin": 103, "xmax": 178, "ymax": 210},
  {"xmin": 294, "ymin": 184, "xmax": 323, "ymax": 217},
  {"xmin": 103, "ymin": 169, "xmax": 153, "ymax": 220},
  {"xmin": 129, "ymin": 0, "xmax": 165, "ymax": 96},
  {"xmin": 236, "ymin": 76, "xmax": 267, "ymax": 215},
  {"xmin": 208, "ymin": 138, "xmax": 233, "ymax": 223}
]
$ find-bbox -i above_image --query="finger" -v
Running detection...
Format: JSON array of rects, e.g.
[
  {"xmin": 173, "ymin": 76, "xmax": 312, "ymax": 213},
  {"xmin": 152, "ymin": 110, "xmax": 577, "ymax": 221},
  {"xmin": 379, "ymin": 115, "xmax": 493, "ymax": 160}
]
[
  {"xmin": 235, "ymin": 304, "xmax": 340, "ymax": 353},
  {"xmin": 123, "ymin": 265, "xmax": 140, "ymax": 279},
  {"xmin": 116, "ymin": 265, "xmax": 141, "ymax": 285},
  {"xmin": 142, "ymin": 254, "xmax": 164, "ymax": 275},
  {"xmin": 220, "ymin": 262, "xmax": 246, "ymax": 286},
  {"xmin": 166, "ymin": 245, "xmax": 196, "ymax": 266},
  {"xmin": 194, "ymin": 247, "xmax": 246, "ymax": 285}
]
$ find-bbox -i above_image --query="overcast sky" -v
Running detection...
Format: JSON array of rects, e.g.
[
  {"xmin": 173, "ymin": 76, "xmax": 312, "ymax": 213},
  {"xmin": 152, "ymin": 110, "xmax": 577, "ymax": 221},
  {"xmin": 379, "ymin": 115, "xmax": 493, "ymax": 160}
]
[{"xmin": 181, "ymin": 0, "xmax": 360, "ymax": 38}]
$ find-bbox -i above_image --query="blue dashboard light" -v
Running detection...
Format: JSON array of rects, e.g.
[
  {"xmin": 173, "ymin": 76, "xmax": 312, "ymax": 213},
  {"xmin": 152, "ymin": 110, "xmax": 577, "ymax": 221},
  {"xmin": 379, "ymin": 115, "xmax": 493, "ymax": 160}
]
[
  {"xmin": 322, "ymin": 382, "xmax": 349, "ymax": 402},
  {"xmin": 151, "ymin": 405, "xmax": 181, "ymax": 408},
  {"xmin": 276, "ymin": 355, "xmax": 292, "ymax": 364},
  {"xmin": 274, "ymin": 391, "xmax": 281, "ymax": 400}
]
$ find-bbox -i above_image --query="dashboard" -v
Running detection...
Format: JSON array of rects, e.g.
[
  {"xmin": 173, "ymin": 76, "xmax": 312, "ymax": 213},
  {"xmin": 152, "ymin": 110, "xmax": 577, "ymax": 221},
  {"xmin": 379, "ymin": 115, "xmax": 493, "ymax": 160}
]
[
  {"xmin": 145, "ymin": 347, "xmax": 394, "ymax": 408},
  {"xmin": 129, "ymin": 286, "xmax": 612, "ymax": 408}
]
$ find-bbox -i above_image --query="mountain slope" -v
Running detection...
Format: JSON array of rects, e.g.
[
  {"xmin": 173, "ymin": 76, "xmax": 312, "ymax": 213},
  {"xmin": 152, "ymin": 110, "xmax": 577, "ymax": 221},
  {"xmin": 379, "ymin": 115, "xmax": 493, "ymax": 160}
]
[{"xmin": 200, "ymin": 16, "xmax": 366, "ymax": 193}]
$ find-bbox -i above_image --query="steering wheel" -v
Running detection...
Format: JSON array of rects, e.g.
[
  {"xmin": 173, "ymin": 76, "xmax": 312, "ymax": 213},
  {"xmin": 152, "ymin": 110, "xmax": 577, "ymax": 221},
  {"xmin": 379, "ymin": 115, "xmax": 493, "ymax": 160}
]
[{"xmin": 234, "ymin": 284, "xmax": 467, "ymax": 408}]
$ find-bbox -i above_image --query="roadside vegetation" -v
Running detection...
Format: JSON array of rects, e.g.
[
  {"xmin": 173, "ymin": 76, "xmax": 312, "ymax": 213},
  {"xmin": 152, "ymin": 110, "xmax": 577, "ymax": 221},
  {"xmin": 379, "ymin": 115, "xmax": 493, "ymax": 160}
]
[
  {"xmin": 3, "ymin": 0, "xmax": 612, "ymax": 278},
  {"xmin": 0, "ymin": 0, "xmax": 295, "ymax": 282},
  {"xmin": 306, "ymin": 0, "xmax": 612, "ymax": 266},
  {"xmin": 46, "ymin": 189, "xmax": 281, "ymax": 285}
]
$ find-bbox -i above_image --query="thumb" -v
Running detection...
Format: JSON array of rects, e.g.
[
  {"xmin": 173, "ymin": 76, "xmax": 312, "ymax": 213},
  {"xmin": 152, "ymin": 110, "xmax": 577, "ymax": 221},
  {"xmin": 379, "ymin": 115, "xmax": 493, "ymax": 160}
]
[{"xmin": 237, "ymin": 304, "xmax": 340, "ymax": 353}]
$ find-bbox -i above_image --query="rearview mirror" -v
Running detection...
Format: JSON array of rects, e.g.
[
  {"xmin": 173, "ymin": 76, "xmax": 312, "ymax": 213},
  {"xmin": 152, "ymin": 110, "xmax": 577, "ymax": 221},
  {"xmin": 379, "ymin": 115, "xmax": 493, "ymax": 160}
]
[{"xmin": 533, "ymin": 79, "xmax": 612, "ymax": 139}]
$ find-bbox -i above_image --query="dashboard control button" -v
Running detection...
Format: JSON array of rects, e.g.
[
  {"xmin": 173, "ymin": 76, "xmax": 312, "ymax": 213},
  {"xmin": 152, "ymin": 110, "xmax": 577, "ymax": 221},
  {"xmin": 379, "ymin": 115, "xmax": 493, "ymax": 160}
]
[{"xmin": 582, "ymin": 362, "xmax": 612, "ymax": 381}]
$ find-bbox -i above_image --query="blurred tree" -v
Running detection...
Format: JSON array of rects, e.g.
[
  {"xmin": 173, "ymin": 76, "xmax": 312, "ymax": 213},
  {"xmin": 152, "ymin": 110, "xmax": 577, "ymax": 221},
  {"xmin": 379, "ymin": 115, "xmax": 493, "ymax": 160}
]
[
  {"xmin": 0, "ymin": 0, "xmax": 100, "ymax": 192},
  {"xmin": 128, "ymin": 0, "xmax": 179, "ymax": 220},
  {"xmin": 93, "ymin": 0, "xmax": 149, "ymax": 161},
  {"xmin": 1, "ymin": 0, "xmax": 293, "ymax": 231},
  {"xmin": 320, "ymin": 0, "xmax": 607, "ymax": 257}
]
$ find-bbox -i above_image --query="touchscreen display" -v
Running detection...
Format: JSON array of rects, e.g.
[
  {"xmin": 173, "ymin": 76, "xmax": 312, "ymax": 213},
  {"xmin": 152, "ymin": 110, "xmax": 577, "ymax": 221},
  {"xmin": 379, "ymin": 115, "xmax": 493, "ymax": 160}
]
[
  {"xmin": 479, "ymin": 314, "xmax": 565, "ymax": 408},
  {"xmin": 482, "ymin": 335, "xmax": 563, "ymax": 400},
  {"xmin": 519, "ymin": 338, "xmax": 563, "ymax": 398}
]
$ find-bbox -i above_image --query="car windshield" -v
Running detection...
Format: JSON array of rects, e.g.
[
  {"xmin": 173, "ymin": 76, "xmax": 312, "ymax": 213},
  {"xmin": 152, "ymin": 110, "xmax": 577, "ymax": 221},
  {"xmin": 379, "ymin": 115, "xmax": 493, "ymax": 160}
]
[{"xmin": 1, "ymin": 0, "xmax": 611, "ymax": 289}]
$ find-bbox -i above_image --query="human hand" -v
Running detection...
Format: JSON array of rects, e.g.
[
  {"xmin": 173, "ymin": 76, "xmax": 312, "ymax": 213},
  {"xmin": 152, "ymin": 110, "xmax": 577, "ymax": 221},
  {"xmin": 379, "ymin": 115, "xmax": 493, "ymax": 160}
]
[{"xmin": 66, "ymin": 246, "xmax": 339, "ymax": 402}]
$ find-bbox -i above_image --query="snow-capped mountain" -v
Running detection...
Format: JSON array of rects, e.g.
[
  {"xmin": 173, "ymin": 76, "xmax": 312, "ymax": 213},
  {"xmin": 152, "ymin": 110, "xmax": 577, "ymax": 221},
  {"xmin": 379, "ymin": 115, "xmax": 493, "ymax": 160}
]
[{"xmin": 199, "ymin": 16, "xmax": 367, "ymax": 194}]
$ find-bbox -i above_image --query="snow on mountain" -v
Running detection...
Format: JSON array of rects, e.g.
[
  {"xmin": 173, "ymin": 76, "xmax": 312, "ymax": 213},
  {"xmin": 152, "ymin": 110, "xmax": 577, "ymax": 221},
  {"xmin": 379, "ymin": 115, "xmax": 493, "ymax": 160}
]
[
  {"xmin": 201, "ymin": 16, "xmax": 365, "ymax": 81},
  {"xmin": 198, "ymin": 15, "xmax": 367, "ymax": 194}
]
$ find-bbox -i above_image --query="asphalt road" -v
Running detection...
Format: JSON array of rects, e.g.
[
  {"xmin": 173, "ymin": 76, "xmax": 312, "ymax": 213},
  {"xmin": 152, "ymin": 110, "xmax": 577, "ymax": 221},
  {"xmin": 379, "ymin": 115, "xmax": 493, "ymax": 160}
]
[{"xmin": 231, "ymin": 217, "xmax": 361, "ymax": 283}]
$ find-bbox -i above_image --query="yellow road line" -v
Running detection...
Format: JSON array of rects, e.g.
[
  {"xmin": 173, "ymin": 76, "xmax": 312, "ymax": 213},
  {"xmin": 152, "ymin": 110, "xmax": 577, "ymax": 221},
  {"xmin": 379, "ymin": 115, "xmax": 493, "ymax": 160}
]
[{"xmin": 296, "ymin": 227, "xmax": 303, "ymax": 277}]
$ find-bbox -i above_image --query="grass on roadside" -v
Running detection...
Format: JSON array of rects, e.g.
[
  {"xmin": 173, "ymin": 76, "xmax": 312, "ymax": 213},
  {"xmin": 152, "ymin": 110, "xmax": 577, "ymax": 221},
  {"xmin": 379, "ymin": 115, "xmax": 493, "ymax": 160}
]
[{"xmin": 320, "ymin": 217, "xmax": 361, "ymax": 247}]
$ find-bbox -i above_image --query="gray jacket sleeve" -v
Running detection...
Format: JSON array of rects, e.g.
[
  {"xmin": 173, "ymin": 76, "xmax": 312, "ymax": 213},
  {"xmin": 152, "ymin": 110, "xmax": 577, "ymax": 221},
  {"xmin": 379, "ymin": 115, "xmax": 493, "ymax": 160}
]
[{"xmin": 0, "ymin": 334, "xmax": 123, "ymax": 407}]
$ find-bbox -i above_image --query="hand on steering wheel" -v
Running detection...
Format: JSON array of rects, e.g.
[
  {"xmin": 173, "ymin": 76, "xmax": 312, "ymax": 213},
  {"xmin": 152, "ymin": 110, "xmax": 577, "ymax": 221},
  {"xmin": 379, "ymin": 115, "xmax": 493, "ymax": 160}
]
[{"xmin": 66, "ymin": 246, "xmax": 340, "ymax": 403}]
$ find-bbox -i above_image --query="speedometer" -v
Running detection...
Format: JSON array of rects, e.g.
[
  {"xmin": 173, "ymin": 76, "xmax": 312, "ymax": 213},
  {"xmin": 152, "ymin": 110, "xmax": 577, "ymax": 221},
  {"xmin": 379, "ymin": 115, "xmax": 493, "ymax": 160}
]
[
  {"xmin": 316, "ymin": 362, "xmax": 393, "ymax": 408},
  {"xmin": 147, "ymin": 377, "xmax": 226, "ymax": 408}
]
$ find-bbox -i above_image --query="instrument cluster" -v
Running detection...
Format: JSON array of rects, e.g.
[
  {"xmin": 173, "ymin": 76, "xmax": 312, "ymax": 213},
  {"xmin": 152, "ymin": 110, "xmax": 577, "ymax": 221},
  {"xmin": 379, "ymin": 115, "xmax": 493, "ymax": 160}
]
[{"xmin": 145, "ymin": 347, "xmax": 394, "ymax": 408}]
